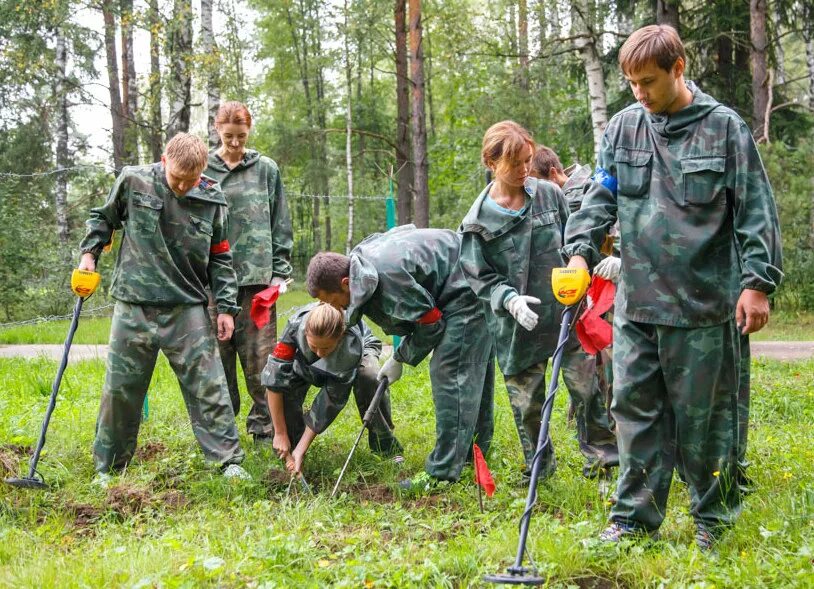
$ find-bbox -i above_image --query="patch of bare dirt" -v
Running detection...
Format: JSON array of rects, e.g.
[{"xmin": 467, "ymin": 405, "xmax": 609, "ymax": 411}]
[
  {"xmin": 134, "ymin": 440, "xmax": 167, "ymax": 462},
  {"xmin": 105, "ymin": 482, "xmax": 189, "ymax": 518},
  {"xmin": 0, "ymin": 444, "xmax": 32, "ymax": 477},
  {"xmin": 63, "ymin": 500, "xmax": 103, "ymax": 529},
  {"xmin": 567, "ymin": 576, "xmax": 622, "ymax": 589}
]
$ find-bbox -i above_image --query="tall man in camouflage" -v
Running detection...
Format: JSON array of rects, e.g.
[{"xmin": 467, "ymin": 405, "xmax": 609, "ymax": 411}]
[
  {"xmin": 206, "ymin": 104, "xmax": 293, "ymax": 441},
  {"xmin": 562, "ymin": 26, "xmax": 783, "ymax": 548},
  {"xmin": 306, "ymin": 226, "xmax": 495, "ymax": 488},
  {"xmin": 79, "ymin": 133, "xmax": 245, "ymax": 477}
]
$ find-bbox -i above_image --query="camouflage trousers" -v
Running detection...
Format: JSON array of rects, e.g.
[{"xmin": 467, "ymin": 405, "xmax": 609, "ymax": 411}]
[
  {"xmin": 93, "ymin": 302, "xmax": 244, "ymax": 473},
  {"xmin": 425, "ymin": 309, "xmax": 495, "ymax": 481},
  {"xmin": 279, "ymin": 355, "xmax": 402, "ymax": 456},
  {"xmin": 505, "ymin": 342, "xmax": 618, "ymax": 475},
  {"xmin": 610, "ymin": 316, "xmax": 741, "ymax": 532},
  {"xmin": 737, "ymin": 334, "xmax": 751, "ymax": 483},
  {"xmin": 209, "ymin": 285, "xmax": 276, "ymax": 437}
]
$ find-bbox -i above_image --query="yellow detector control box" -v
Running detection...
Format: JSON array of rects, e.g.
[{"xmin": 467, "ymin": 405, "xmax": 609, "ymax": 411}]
[
  {"xmin": 71, "ymin": 269, "xmax": 101, "ymax": 298},
  {"xmin": 551, "ymin": 267, "xmax": 590, "ymax": 306}
]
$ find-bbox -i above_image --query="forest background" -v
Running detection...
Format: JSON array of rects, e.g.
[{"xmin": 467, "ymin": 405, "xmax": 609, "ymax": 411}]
[{"xmin": 1, "ymin": 0, "xmax": 813, "ymax": 321}]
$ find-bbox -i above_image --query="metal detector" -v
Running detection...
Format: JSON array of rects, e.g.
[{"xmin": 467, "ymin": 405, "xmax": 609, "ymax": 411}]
[
  {"xmin": 484, "ymin": 303, "xmax": 582, "ymax": 585},
  {"xmin": 4, "ymin": 295, "xmax": 88, "ymax": 490},
  {"xmin": 330, "ymin": 377, "xmax": 390, "ymax": 498}
]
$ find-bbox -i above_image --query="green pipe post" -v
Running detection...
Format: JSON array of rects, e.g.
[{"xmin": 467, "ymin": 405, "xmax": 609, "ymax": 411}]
[{"xmin": 387, "ymin": 169, "xmax": 401, "ymax": 350}]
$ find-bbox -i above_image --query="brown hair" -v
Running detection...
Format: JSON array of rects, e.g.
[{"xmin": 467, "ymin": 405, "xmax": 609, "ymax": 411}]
[
  {"xmin": 215, "ymin": 101, "xmax": 253, "ymax": 128},
  {"xmin": 530, "ymin": 145, "xmax": 563, "ymax": 180},
  {"xmin": 306, "ymin": 252, "xmax": 351, "ymax": 296},
  {"xmin": 618, "ymin": 25, "xmax": 686, "ymax": 75},
  {"xmin": 481, "ymin": 121, "xmax": 535, "ymax": 179},
  {"xmin": 163, "ymin": 133, "xmax": 208, "ymax": 174},
  {"xmin": 305, "ymin": 303, "xmax": 346, "ymax": 341}
]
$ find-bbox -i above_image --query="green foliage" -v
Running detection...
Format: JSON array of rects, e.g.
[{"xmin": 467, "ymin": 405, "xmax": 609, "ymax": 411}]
[{"xmin": 0, "ymin": 355, "xmax": 812, "ymax": 586}]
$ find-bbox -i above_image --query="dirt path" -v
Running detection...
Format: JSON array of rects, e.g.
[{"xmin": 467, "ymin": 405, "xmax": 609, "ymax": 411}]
[{"xmin": 1, "ymin": 342, "xmax": 812, "ymax": 362}]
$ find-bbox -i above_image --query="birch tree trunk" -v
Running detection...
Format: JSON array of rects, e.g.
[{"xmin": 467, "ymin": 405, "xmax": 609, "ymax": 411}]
[
  {"xmin": 344, "ymin": 0, "xmax": 355, "ymax": 254},
  {"xmin": 572, "ymin": 0, "xmax": 608, "ymax": 163},
  {"xmin": 54, "ymin": 29, "xmax": 71, "ymax": 251},
  {"xmin": 166, "ymin": 0, "xmax": 192, "ymax": 139},
  {"xmin": 201, "ymin": 0, "xmax": 220, "ymax": 148},
  {"xmin": 102, "ymin": 0, "xmax": 126, "ymax": 172},
  {"xmin": 805, "ymin": 24, "xmax": 814, "ymax": 109},
  {"xmin": 394, "ymin": 0, "xmax": 413, "ymax": 225},
  {"xmin": 409, "ymin": 0, "xmax": 430, "ymax": 228},
  {"xmin": 147, "ymin": 0, "xmax": 163, "ymax": 161},
  {"xmin": 750, "ymin": 0, "xmax": 771, "ymax": 143},
  {"xmin": 121, "ymin": 0, "xmax": 139, "ymax": 161}
]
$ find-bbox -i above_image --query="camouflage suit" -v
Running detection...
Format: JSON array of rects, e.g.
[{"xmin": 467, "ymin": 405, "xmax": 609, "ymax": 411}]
[
  {"xmin": 261, "ymin": 303, "xmax": 402, "ymax": 454},
  {"xmin": 80, "ymin": 163, "xmax": 244, "ymax": 473},
  {"xmin": 563, "ymin": 82, "xmax": 783, "ymax": 532},
  {"xmin": 205, "ymin": 150, "xmax": 293, "ymax": 437},
  {"xmin": 460, "ymin": 178, "xmax": 617, "ymax": 476},
  {"xmin": 346, "ymin": 226, "xmax": 495, "ymax": 482}
]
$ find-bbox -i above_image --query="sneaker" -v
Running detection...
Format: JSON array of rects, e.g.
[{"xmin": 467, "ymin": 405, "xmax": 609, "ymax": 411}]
[
  {"xmin": 398, "ymin": 471, "xmax": 443, "ymax": 495},
  {"xmin": 599, "ymin": 521, "xmax": 656, "ymax": 543},
  {"xmin": 695, "ymin": 523, "xmax": 719, "ymax": 551},
  {"xmin": 91, "ymin": 472, "xmax": 115, "ymax": 489},
  {"xmin": 391, "ymin": 455, "xmax": 406, "ymax": 467},
  {"xmin": 222, "ymin": 464, "xmax": 252, "ymax": 481}
]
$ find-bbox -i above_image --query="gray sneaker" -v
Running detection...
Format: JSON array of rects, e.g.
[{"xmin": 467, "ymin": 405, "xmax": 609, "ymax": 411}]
[
  {"xmin": 91, "ymin": 472, "xmax": 115, "ymax": 489},
  {"xmin": 222, "ymin": 464, "xmax": 252, "ymax": 481}
]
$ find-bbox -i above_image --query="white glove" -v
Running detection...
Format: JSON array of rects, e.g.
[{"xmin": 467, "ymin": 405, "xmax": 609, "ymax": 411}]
[
  {"xmin": 270, "ymin": 276, "xmax": 289, "ymax": 295},
  {"xmin": 594, "ymin": 256, "xmax": 621, "ymax": 283},
  {"xmin": 505, "ymin": 295, "xmax": 541, "ymax": 331},
  {"xmin": 377, "ymin": 356, "xmax": 403, "ymax": 384},
  {"xmin": 586, "ymin": 294, "xmax": 594, "ymax": 310}
]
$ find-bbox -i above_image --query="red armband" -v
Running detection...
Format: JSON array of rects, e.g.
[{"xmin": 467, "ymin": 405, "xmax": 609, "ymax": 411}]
[
  {"xmin": 272, "ymin": 342, "xmax": 296, "ymax": 361},
  {"xmin": 210, "ymin": 240, "xmax": 230, "ymax": 254},
  {"xmin": 417, "ymin": 307, "xmax": 442, "ymax": 325}
]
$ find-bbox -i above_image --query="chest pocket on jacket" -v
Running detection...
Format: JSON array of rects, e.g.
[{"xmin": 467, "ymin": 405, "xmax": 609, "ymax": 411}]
[
  {"xmin": 615, "ymin": 148, "xmax": 652, "ymax": 197},
  {"xmin": 130, "ymin": 192, "xmax": 163, "ymax": 233},
  {"xmin": 681, "ymin": 156, "xmax": 726, "ymax": 206},
  {"xmin": 189, "ymin": 214, "xmax": 214, "ymax": 236},
  {"xmin": 531, "ymin": 209, "xmax": 561, "ymax": 253}
]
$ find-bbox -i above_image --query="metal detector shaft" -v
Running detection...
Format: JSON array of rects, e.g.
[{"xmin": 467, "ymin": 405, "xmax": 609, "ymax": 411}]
[
  {"xmin": 19, "ymin": 296, "xmax": 84, "ymax": 484},
  {"xmin": 509, "ymin": 306, "xmax": 574, "ymax": 575},
  {"xmin": 330, "ymin": 377, "xmax": 389, "ymax": 498}
]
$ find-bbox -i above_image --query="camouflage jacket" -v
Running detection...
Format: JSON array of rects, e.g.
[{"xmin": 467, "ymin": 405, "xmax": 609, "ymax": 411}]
[
  {"xmin": 346, "ymin": 225, "xmax": 483, "ymax": 366},
  {"xmin": 206, "ymin": 150, "xmax": 293, "ymax": 286},
  {"xmin": 79, "ymin": 163, "xmax": 240, "ymax": 315},
  {"xmin": 261, "ymin": 303, "xmax": 381, "ymax": 434},
  {"xmin": 563, "ymin": 81, "xmax": 783, "ymax": 327},
  {"xmin": 460, "ymin": 178, "xmax": 569, "ymax": 375},
  {"xmin": 561, "ymin": 164, "xmax": 593, "ymax": 213}
]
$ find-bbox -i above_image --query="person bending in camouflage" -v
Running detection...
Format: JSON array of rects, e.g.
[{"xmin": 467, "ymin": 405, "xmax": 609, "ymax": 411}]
[
  {"xmin": 306, "ymin": 226, "xmax": 495, "ymax": 493},
  {"xmin": 262, "ymin": 302, "xmax": 403, "ymax": 475},
  {"xmin": 78, "ymin": 133, "xmax": 248, "ymax": 485},
  {"xmin": 562, "ymin": 25, "xmax": 783, "ymax": 549},
  {"xmin": 205, "ymin": 102, "xmax": 293, "ymax": 443}
]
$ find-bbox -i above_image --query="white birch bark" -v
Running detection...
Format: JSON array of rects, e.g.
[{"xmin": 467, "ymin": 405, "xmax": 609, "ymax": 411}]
[{"xmin": 344, "ymin": 0, "xmax": 355, "ymax": 254}]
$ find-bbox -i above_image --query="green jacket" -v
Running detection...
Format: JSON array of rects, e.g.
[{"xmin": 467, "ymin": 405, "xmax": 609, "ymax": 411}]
[
  {"xmin": 261, "ymin": 303, "xmax": 381, "ymax": 434},
  {"xmin": 346, "ymin": 225, "xmax": 483, "ymax": 366},
  {"xmin": 561, "ymin": 164, "xmax": 593, "ymax": 213},
  {"xmin": 562, "ymin": 81, "xmax": 783, "ymax": 327},
  {"xmin": 206, "ymin": 150, "xmax": 293, "ymax": 286},
  {"xmin": 79, "ymin": 163, "xmax": 240, "ymax": 315},
  {"xmin": 460, "ymin": 178, "xmax": 569, "ymax": 375}
]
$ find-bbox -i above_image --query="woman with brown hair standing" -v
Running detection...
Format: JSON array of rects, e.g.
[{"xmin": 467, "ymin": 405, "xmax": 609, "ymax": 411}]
[{"xmin": 206, "ymin": 101, "xmax": 293, "ymax": 444}]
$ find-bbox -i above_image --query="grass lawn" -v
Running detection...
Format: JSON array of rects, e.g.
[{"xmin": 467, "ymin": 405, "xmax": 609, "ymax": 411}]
[{"xmin": 1, "ymin": 352, "xmax": 812, "ymax": 587}]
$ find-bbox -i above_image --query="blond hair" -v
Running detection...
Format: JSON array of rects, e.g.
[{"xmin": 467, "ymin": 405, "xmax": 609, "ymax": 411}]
[
  {"xmin": 618, "ymin": 25, "xmax": 685, "ymax": 75},
  {"xmin": 305, "ymin": 303, "xmax": 346, "ymax": 341},
  {"xmin": 163, "ymin": 133, "xmax": 209, "ymax": 174},
  {"xmin": 481, "ymin": 121, "xmax": 535, "ymax": 179}
]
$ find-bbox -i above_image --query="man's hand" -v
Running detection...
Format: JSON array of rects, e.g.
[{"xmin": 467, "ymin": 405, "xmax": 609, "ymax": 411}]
[
  {"xmin": 736, "ymin": 289, "xmax": 770, "ymax": 334},
  {"xmin": 79, "ymin": 252, "xmax": 96, "ymax": 272},
  {"xmin": 270, "ymin": 276, "xmax": 289, "ymax": 295},
  {"xmin": 273, "ymin": 432, "xmax": 291, "ymax": 461},
  {"xmin": 287, "ymin": 447, "xmax": 304, "ymax": 474},
  {"xmin": 594, "ymin": 256, "xmax": 621, "ymax": 283},
  {"xmin": 217, "ymin": 313, "xmax": 235, "ymax": 341},
  {"xmin": 377, "ymin": 356, "xmax": 403, "ymax": 384},
  {"xmin": 505, "ymin": 295, "xmax": 541, "ymax": 331},
  {"xmin": 567, "ymin": 255, "xmax": 589, "ymax": 271}
]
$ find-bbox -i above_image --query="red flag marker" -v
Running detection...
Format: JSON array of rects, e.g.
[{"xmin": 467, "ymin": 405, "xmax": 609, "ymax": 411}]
[
  {"xmin": 250, "ymin": 285, "xmax": 281, "ymax": 329},
  {"xmin": 473, "ymin": 443, "xmax": 495, "ymax": 498}
]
